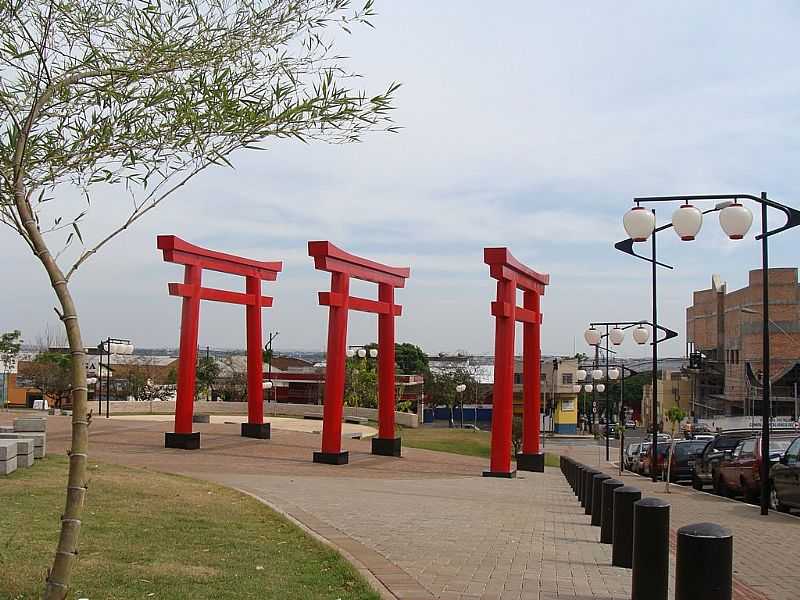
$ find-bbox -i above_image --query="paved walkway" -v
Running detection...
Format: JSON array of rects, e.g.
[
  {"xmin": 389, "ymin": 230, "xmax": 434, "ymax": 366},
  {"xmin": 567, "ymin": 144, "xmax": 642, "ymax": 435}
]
[
  {"xmin": 8, "ymin": 414, "xmax": 799, "ymax": 600},
  {"xmin": 109, "ymin": 413, "xmax": 378, "ymax": 437}
]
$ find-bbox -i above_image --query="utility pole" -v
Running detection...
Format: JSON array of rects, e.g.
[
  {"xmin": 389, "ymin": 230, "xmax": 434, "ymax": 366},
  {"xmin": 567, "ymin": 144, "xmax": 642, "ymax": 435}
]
[{"xmin": 265, "ymin": 331, "xmax": 279, "ymax": 403}]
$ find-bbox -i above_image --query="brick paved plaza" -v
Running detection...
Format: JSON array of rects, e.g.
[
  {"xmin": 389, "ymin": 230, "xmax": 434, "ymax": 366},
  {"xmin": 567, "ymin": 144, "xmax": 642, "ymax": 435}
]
[{"xmin": 10, "ymin": 415, "xmax": 800, "ymax": 600}]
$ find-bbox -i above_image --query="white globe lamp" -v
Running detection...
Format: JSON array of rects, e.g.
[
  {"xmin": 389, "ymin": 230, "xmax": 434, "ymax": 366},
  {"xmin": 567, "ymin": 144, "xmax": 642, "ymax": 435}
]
[
  {"xmin": 572, "ymin": 384, "xmax": 582, "ymax": 393},
  {"xmin": 346, "ymin": 348, "xmax": 356, "ymax": 358},
  {"xmin": 632, "ymin": 325, "xmax": 650, "ymax": 345},
  {"xmin": 608, "ymin": 368, "xmax": 620, "ymax": 380},
  {"xmin": 592, "ymin": 368, "xmax": 603, "ymax": 381},
  {"xmin": 584, "ymin": 384, "xmax": 593, "ymax": 393},
  {"xmin": 672, "ymin": 203, "xmax": 703, "ymax": 241},
  {"xmin": 719, "ymin": 202, "xmax": 753, "ymax": 240},
  {"xmin": 576, "ymin": 369, "xmax": 587, "ymax": 382},
  {"xmin": 609, "ymin": 327, "xmax": 625, "ymax": 345},
  {"xmin": 368, "ymin": 348, "xmax": 378, "ymax": 358},
  {"xmin": 596, "ymin": 383, "xmax": 606, "ymax": 393},
  {"xmin": 584, "ymin": 327, "xmax": 602, "ymax": 346},
  {"xmin": 357, "ymin": 348, "xmax": 367, "ymax": 358},
  {"xmin": 623, "ymin": 206, "xmax": 655, "ymax": 242}
]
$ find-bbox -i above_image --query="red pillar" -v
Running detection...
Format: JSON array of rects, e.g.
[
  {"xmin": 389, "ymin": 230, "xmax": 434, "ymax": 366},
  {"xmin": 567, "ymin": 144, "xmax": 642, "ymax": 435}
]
[
  {"xmin": 242, "ymin": 275, "xmax": 269, "ymax": 439},
  {"xmin": 373, "ymin": 283, "xmax": 401, "ymax": 456},
  {"xmin": 170, "ymin": 264, "xmax": 202, "ymax": 448},
  {"xmin": 520, "ymin": 290, "xmax": 543, "ymax": 467},
  {"xmin": 315, "ymin": 272, "xmax": 350, "ymax": 464},
  {"xmin": 487, "ymin": 278, "xmax": 516, "ymax": 476}
]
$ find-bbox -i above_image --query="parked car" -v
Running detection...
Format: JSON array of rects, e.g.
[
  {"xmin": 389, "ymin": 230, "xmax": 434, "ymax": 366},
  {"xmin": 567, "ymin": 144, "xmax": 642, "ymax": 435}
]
[
  {"xmin": 664, "ymin": 440, "xmax": 710, "ymax": 483},
  {"xmin": 641, "ymin": 442, "xmax": 671, "ymax": 478},
  {"xmin": 625, "ymin": 420, "xmax": 636, "ymax": 429},
  {"xmin": 771, "ymin": 436, "xmax": 800, "ymax": 512},
  {"xmin": 623, "ymin": 442, "xmax": 641, "ymax": 471},
  {"xmin": 716, "ymin": 433, "xmax": 799, "ymax": 501},
  {"xmin": 631, "ymin": 442, "xmax": 650, "ymax": 474},
  {"xmin": 692, "ymin": 430, "xmax": 758, "ymax": 491}
]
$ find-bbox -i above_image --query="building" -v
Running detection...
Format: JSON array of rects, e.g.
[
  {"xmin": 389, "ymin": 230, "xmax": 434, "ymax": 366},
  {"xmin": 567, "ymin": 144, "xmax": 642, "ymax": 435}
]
[
  {"xmin": 687, "ymin": 269, "xmax": 800, "ymax": 418},
  {"xmin": 641, "ymin": 370, "xmax": 693, "ymax": 432}
]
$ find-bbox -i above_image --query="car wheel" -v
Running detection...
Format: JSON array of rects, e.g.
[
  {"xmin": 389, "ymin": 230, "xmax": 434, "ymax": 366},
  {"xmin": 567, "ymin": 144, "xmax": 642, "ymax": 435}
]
[
  {"xmin": 692, "ymin": 476, "xmax": 703, "ymax": 491},
  {"xmin": 770, "ymin": 482, "xmax": 790, "ymax": 513}
]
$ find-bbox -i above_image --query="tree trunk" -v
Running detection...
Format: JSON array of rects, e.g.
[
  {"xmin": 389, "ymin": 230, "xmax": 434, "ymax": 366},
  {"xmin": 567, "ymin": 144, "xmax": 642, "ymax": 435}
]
[{"xmin": 14, "ymin": 189, "xmax": 88, "ymax": 600}]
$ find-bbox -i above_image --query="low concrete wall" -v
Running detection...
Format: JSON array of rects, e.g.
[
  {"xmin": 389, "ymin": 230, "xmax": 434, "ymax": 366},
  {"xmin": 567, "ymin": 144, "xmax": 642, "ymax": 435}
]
[{"xmin": 102, "ymin": 400, "xmax": 420, "ymax": 428}]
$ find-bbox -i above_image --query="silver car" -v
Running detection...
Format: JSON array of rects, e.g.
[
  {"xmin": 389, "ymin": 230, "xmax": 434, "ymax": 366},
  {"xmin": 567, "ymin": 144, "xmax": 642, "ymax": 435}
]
[{"xmin": 624, "ymin": 443, "xmax": 641, "ymax": 471}]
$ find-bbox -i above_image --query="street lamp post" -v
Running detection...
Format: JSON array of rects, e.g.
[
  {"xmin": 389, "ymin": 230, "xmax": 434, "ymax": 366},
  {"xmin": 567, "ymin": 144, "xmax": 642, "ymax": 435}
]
[
  {"xmin": 456, "ymin": 383, "xmax": 467, "ymax": 429},
  {"xmin": 97, "ymin": 338, "xmax": 134, "ymax": 418},
  {"xmin": 583, "ymin": 321, "xmax": 676, "ymax": 469},
  {"xmin": 264, "ymin": 331, "xmax": 279, "ymax": 403},
  {"xmin": 621, "ymin": 192, "xmax": 800, "ymax": 514}
]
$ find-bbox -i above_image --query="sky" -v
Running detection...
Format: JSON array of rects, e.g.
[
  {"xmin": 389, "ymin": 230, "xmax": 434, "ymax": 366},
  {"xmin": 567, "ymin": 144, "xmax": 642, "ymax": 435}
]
[{"xmin": 3, "ymin": 2, "xmax": 800, "ymax": 358}]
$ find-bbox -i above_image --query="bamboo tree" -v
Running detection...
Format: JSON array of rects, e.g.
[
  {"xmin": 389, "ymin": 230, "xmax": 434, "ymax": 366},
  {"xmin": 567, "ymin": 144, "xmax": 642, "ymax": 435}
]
[{"xmin": 0, "ymin": 1, "xmax": 398, "ymax": 597}]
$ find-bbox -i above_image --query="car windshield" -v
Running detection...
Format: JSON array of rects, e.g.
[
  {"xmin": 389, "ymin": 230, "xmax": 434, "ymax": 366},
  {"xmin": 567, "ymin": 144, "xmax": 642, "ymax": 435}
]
[
  {"xmin": 674, "ymin": 442, "xmax": 707, "ymax": 458},
  {"xmin": 716, "ymin": 436, "xmax": 749, "ymax": 450},
  {"xmin": 767, "ymin": 438, "xmax": 796, "ymax": 455}
]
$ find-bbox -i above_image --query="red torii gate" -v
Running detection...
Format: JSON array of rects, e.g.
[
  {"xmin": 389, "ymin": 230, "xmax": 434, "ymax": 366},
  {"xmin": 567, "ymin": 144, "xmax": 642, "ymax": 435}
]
[
  {"xmin": 158, "ymin": 235, "xmax": 282, "ymax": 449},
  {"xmin": 484, "ymin": 248, "xmax": 549, "ymax": 477},
  {"xmin": 309, "ymin": 241, "xmax": 410, "ymax": 465}
]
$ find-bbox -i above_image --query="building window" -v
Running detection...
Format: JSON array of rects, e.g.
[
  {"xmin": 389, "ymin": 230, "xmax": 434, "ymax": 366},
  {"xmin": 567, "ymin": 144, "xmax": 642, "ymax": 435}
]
[{"xmin": 562, "ymin": 373, "xmax": 573, "ymax": 384}]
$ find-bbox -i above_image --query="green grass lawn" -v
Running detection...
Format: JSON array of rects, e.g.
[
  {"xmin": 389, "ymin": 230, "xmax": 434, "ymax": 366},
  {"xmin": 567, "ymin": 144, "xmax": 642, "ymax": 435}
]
[
  {"xmin": 400, "ymin": 427, "xmax": 560, "ymax": 467},
  {"xmin": 0, "ymin": 456, "xmax": 379, "ymax": 600}
]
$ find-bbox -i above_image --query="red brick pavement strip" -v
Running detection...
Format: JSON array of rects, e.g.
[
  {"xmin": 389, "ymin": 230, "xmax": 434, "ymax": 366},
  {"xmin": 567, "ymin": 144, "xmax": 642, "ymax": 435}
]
[{"xmin": 559, "ymin": 445, "xmax": 792, "ymax": 600}]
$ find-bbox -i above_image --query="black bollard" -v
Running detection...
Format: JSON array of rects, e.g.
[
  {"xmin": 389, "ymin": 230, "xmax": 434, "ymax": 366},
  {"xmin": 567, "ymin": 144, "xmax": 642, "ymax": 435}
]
[
  {"xmin": 582, "ymin": 468, "xmax": 596, "ymax": 510},
  {"xmin": 675, "ymin": 522, "xmax": 733, "ymax": 600},
  {"xmin": 600, "ymin": 478, "xmax": 624, "ymax": 543},
  {"xmin": 576, "ymin": 464, "xmax": 585, "ymax": 502},
  {"xmin": 631, "ymin": 497, "xmax": 670, "ymax": 600},
  {"xmin": 612, "ymin": 485, "xmax": 642, "ymax": 568},
  {"xmin": 590, "ymin": 473, "xmax": 611, "ymax": 524}
]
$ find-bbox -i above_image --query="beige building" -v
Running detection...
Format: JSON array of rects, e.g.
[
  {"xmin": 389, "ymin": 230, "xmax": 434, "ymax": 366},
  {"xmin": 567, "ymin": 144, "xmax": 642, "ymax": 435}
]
[{"xmin": 641, "ymin": 370, "xmax": 693, "ymax": 431}]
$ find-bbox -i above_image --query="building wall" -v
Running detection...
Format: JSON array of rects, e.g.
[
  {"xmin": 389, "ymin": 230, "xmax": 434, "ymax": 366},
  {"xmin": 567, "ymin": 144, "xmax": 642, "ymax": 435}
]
[
  {"xmin": 687, "ymin": 268, "xmax": 800, "ymax": 413},
  {"xmin": 642, "ymin": 371, "xmax": 697, "ymax": 430}
]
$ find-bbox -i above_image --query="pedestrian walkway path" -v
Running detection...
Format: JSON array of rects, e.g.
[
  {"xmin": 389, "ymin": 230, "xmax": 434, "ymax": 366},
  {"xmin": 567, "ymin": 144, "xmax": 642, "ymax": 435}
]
[{"xmin": 21, "ymin": 415, "xmax": 800, "ymax": 600}]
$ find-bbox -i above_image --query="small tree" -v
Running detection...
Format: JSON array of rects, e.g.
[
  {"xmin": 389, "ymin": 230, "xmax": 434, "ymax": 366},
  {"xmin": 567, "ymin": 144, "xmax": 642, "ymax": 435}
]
[
  {"xmin": 217, "ymin": 357, "xmax": 248, "ymax": 402},
  {"xmin": 0, "ymin": 2, "xmax": 397, "ymax": 595},
  {"xmin": 0, "ymin": 330, "xmax": 22, "ymax": 372},
  {"xmin": 195, "ymin": 356, "xmax": 220, "ymax": 401},
  {"xmin": 395, "ymin": 343, "xmax": 429, "ymax": 375},
  {"xmin": 19, "ymin": 351, "xmax": 73, "ymax": 408},
  {"xmin": 0, "ymin": 330, "xmax": 23, "ymax": 408},
  {"xmin": 664, "ymin": 404, "xmax": 687, "ymax": 490}
]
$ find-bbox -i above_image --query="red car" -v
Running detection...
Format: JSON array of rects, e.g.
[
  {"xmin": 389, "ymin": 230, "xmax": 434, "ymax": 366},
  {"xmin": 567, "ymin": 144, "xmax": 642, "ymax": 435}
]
[
  {"xmin": 716, "ymin": 433, "xmax": 800, "ymax": 502},
  {"xmin": 640, "ymin": 442, "xmax": 671, "ymax": 478}
]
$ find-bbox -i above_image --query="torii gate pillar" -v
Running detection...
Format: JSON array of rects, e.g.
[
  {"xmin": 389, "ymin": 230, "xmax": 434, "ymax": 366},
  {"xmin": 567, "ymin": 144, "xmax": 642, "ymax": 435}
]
[{"xmin": 484, "ymin": 248, "xmax": 549, "ymax": 477}]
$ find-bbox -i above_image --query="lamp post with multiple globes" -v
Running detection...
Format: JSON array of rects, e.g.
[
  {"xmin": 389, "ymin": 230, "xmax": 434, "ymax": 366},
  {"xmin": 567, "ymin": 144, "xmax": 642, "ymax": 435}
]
[
  {"xmin": 621, "ymin": 192, "xmax": 800, "ymax": 512},
  {"xmin": 581, "ymin": 321, "xmax": 677, "ymax": 476}
]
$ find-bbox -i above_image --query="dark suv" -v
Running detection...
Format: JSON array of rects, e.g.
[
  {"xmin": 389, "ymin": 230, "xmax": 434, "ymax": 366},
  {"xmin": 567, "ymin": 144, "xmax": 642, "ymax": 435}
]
[
  {"xmin": 665, "ymin": 440, "xmax": 710, "ymax": 483},
  {"xmin": 692, "ymin": 430, "xmax": 758, "ymax": 491}
]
